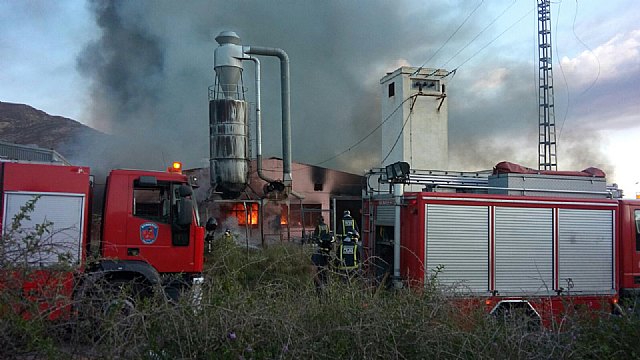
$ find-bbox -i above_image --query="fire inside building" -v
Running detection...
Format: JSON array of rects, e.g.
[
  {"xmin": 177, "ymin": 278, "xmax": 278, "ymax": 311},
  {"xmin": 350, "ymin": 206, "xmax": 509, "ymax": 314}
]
[{"xmin": 187, "ymin": 158, "xmax": 362, "ymax": 246}]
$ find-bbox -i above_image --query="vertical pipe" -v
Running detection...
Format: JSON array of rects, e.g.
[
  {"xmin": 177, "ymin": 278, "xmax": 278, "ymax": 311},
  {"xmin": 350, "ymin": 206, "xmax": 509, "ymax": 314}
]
[
  {"xmin": 332, "ymin": 197, "xmax": 337, "ymax": 238},
  {"xmin": 243, "ymin": 46, "xmax": 292, "ymax": 188},
  {"xmin": 260, "ymin": 198, "xmax": 265, "ymax": 247},
  {"xmin": 286, "ymin": 201, "xmax": 291, "ymax": 242},
  {"xmin": 393, "ymin": 183, "xmax": 404, "ymax": 289},
  {"xmin": 301, "ymin": 205, "xmax": 306, "ymax": 240},
  {"xmin": 244, "ymin": 201, "xmax": 249, "ymax": 256},
  {"xmin": 245, "ymin": 56, "xmax": 274, "ymax": 183}
]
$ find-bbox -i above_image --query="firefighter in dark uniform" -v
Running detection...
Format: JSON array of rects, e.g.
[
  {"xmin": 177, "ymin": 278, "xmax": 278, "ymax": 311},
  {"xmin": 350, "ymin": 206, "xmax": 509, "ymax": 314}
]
[
  {"xmin": 339, "ymin": 210, "xmax": 359, "ymax": 240},
  {"xmin": 335, "ymin": 231, "xmax": 359, "ymax": 280},
  {"xmin": 313, "ymin": 216, "xmax": 330, "ymax": 242},
  {"xmin": 311, "ymin": 230, "xmax": 334, "ymax": 295}
]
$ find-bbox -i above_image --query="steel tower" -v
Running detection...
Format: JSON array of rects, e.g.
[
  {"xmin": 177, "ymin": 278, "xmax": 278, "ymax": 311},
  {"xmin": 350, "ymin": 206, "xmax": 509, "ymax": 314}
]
[{"xmin": 537, "ymin": 0, "xmax": 557, "ymax": 170}]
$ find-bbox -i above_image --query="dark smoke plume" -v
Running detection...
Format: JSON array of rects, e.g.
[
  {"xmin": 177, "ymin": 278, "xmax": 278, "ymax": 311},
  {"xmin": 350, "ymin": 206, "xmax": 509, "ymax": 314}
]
[{"xmin": 74, "ymin": 0, "xmax": 622, "ymax": 184}]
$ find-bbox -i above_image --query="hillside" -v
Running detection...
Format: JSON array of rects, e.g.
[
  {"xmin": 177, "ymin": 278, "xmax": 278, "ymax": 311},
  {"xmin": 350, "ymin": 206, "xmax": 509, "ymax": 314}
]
[{"xmin": 0, "ymin": 101, "xmax": 106, "ymax": 157}]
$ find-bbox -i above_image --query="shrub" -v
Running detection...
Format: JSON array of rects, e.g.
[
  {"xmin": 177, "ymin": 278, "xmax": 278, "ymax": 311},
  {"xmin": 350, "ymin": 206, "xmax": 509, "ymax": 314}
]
[{"xmin": 2, "ymin": 227, "xmax": 640, "ymax": 358}]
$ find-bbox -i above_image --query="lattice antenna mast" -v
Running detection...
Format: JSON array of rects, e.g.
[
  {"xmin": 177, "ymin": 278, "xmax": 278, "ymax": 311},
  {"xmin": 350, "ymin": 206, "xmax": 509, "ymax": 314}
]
[{"xmin": 537, "ymin": 0, "xmax": 557, "ymax": 170}]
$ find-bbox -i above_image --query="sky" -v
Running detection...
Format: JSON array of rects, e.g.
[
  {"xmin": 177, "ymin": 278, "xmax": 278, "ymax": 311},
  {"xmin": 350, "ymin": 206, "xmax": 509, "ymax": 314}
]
[{"xmin": 0, "ymin": 0, "xmax": 639, "ymax": 197}]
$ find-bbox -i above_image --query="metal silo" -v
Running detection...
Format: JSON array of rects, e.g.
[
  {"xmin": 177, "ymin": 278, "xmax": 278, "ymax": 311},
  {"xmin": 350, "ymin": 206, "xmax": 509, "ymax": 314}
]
[
  {"xmin": 210, "ymin": 31, "xmax": 249, "ymax": 197},
  {"xmin": 211, "ymin": 30, "xmax": 293, "ymax": 199}
]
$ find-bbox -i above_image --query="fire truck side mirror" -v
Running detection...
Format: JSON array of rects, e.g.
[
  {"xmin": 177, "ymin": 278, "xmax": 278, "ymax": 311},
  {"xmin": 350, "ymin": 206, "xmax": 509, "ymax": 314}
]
[
  {"xmin": 176, "ymin": 185, "xmax": 194, "ymax": 226},
  {"xmin": 178, "ymin": 184, "xmax": 193, "ymax": 197},
  {"xmin": 176, "ymin": 198, "xmax": 194, "ymax": 226}
]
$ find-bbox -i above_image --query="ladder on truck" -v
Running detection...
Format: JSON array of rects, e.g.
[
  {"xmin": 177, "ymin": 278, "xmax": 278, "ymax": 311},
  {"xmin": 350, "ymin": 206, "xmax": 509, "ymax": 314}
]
[
  {"xmin": 362, "ymin": 168, "xmax": 494, "ymax": 257},
  {"xmin": 364, "ymin": 167, "xmax": 622, "ymax": 202},
  {"xmin": 364, "ymin": 168, "xmax": 492, "ymax": 198}
]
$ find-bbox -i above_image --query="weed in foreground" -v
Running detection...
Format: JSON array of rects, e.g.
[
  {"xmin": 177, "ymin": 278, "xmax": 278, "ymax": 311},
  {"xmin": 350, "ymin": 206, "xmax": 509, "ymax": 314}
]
[{"xmin": 2, "ymin": 237, "xmax": 640, "ymax": 358}]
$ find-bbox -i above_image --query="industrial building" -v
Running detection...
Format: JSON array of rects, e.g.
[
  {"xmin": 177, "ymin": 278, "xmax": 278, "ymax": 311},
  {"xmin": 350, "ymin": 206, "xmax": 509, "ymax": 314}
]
[{"xmin": 186, "ymin": 158, "xmax": 362, "ymax": 246}]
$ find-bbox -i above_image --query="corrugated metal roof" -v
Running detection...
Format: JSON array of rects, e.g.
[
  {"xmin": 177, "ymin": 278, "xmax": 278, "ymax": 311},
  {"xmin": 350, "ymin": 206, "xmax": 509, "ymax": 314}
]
[{"xmin": 0, "ymin": 141, "xmax": 70, "ymax": 165}]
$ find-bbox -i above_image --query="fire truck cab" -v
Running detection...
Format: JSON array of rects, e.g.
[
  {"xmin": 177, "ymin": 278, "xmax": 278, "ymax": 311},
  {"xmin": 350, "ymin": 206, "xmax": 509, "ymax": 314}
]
[{"xmin": 0, "ymin": 161, "xmax": 205, "ymax": 315}]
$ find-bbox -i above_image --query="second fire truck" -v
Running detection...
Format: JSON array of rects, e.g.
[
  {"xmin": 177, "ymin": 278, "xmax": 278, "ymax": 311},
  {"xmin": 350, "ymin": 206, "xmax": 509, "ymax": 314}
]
[{"xmin": 363, "ymin": 161, "xmax": 640, "ymax": 325}]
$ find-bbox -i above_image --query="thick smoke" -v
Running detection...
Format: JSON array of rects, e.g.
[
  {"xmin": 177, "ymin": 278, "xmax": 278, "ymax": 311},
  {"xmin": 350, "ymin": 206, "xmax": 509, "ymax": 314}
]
[{"xmin": 74, "ymin": 0, "xmax": 625, "ymax": 183}]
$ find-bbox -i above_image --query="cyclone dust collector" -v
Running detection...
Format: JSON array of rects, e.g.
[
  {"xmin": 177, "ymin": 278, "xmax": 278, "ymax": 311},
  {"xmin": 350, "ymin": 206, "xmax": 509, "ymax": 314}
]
[
  {"xmin": 210, "ymin": 31, "xmax": 249, "ymax": 198},
  {"xmin": 210, "ymin": 31, "xmax": 292, "ymax": 199}
]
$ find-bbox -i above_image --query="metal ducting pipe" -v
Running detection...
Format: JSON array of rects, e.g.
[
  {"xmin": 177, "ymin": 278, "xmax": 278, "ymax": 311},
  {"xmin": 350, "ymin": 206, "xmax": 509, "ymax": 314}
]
[
  {"xmin": 246, "ymin": 56, "xmax": 274, "ymax": 184},
  {"xmin": 212, "ymin": 31, "xmax": 293, "ymax": 196},
  {"xmin": 243, "ymin": 45, "xmax": 293, "ymax": 189}
]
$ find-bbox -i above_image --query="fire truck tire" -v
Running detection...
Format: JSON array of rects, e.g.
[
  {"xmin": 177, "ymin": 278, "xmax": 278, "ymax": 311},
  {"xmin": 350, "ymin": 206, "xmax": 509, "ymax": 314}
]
[{"xmin": 74, "ymin": 273, "xmax": 154, "ymax": 337}]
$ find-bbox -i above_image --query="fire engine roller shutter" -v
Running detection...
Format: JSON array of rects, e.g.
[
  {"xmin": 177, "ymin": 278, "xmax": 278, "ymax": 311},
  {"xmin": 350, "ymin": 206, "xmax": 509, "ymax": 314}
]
[
  {"xmin": 376, "ymin": 205, "xmax": 395, "ymax": 226},
  {"xmin": 426, "ymin": 204, "xmax": 488, "ymax": 293},
  {"xmin": 558, "ymin": 209, "xmax": 614, "ymax": 293},
  {"xmin": 495, "ymin": 207, "xmax": 553, "ymax": 295},
  {"xmin": 2, "ymin": 192, "xmax": 85, "ymax": 267}
]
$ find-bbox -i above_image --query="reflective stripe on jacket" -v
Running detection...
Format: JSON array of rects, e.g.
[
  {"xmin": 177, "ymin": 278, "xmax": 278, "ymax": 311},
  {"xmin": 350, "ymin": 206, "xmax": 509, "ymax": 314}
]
[
  {"xmin": 341, "ymin": 218, "xmax": 355, "ymax": 236},
  {"xmin": 337, "ymin": 242, "xmax": 359, "ymax": 270},
  {"xmin": 315, "ymin": 223, "xmax": 329, "ymax": 238}
]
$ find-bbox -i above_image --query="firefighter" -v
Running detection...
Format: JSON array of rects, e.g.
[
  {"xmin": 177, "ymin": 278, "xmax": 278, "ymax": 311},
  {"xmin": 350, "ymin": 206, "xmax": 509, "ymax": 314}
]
[
  {"xmin": 313, "ymin": 216, "xmax": 330, "ymax": 242},
  {"xmin": 339, "ymin": 210, "xmax": 359, "ymax": 240},
  {"xmin": 311, "ymin": 231, "xmax": 334, "ymax": 295},
  {"xmin": 204, "ymin": 217, "xmax": 218, "ymax": 254},
  {"xmin": 335, "ymin": 231, "xmax": 359, "ymax": 280},
  {"xmin": 222, "ymin": 228, "xmax": 233, "ymax": 243}
]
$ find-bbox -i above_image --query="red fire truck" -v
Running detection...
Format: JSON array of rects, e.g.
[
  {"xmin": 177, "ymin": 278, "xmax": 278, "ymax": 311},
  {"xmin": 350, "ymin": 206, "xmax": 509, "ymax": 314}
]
[
  {"xmin": 0, "ymin": 161, "xmax": 206, "ymax": 318},
  {"xmin": 363, "ymin": 162, "xmax": 640, "ymax": 325}
]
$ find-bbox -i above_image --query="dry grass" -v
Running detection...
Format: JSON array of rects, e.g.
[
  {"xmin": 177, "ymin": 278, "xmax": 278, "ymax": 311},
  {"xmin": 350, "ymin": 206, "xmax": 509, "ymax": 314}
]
[{"xmin": 1, "ymin": 238, "xmax": 640, "ymax": 359}]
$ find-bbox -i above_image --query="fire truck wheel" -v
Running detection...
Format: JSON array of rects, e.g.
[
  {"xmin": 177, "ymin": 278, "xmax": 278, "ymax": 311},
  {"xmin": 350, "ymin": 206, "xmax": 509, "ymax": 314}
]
[
  {"xmin": 75, "ymin": 275, "xmax": 152, "ymax": 335},
  {"xmin": 100, "ymin": 278, "xmax": 152, "ymax": 317},
  {"xmin": 101, "ymin": 279, "xmax": 135, "ymax": 314}
]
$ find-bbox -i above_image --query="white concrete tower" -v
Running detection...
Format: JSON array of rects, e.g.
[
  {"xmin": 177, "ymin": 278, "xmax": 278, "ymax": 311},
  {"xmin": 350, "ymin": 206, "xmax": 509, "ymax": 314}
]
[{"xmin": 380, "ymin": 66, "xmax": 449, "ymax": 171}]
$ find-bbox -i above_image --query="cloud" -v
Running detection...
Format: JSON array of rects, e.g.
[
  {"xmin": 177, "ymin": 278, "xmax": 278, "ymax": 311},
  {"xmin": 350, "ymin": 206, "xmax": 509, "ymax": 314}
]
[
  {"xmin": 446, "ymin": 27, "xmax": 640, "ymax": 174},
  {"xmin": 560, "ymin": 29, "xmax": 640, "ymax": 89},
  {"xmin": 552, "ymin": 30, "xmax": 640, "ymax": 133},
  {"xmin": 469, "ymin": 67, "xmax": 510, "ymax": 95}
]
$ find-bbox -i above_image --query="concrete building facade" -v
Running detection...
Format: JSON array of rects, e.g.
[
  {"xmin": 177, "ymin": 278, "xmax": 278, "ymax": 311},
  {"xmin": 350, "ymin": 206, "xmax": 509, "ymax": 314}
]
[{"xmin": 380, "ymin": 66, "xmax": 450, "ymax": 171}]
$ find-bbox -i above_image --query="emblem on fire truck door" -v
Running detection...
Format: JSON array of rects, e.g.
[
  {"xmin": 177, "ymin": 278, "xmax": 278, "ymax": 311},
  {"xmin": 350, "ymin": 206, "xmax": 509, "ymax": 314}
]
[{"xmin": 140, "ymin": 222, "xmax": 159, "ymax": 244}]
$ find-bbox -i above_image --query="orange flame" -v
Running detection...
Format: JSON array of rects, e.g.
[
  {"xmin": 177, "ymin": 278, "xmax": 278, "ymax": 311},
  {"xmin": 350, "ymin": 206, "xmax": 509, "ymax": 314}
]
[
  {"xmin": 280, "ymin": 204, "xmax": 288, "ymax": 225},
  {"xmin": 231, "ymin": 203, "xmax": 259, "ymax": 225}
]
